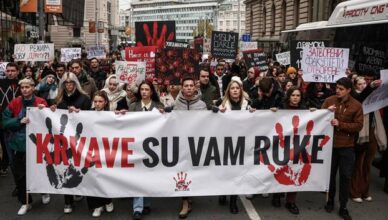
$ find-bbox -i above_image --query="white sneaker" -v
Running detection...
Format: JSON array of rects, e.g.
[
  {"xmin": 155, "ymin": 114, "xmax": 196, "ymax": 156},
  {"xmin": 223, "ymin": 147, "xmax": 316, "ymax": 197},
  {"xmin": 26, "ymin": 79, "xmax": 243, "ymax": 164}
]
[
  {"xmin": 352, "ymin": 198, "xmax": 363, "ymax": 203},
  {"xmin": 92, "ymin": 207, "xmax": 104, "ymax": 217},
  {"xmin": 363, "ymin": 196, "xmax": 372, "ymax": 201},
  {"xmin": 42, "ymin": 194, "xmax": 50, "ymax": 204},
  {"xmin": 262, "ymin": 193, "xmax": 269, "ymax": 198},
  {"xmin": 17, "ymin": 204, "xmax": 32, "ymax": 215},
  {"xmin": 105, "ymin": 202, "xmax": 114, "ymax": 213},
  {"xmin": 64, "ymin": 205, "xmax": 73, "ymax": 214}
]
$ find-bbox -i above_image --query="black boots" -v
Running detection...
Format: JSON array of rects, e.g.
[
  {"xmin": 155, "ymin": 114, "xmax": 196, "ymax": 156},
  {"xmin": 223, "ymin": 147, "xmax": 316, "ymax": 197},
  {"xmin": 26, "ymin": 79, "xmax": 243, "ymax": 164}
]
[{"xmin": 229, "ymin": 196, "xmax": 239, "ymax": 214}]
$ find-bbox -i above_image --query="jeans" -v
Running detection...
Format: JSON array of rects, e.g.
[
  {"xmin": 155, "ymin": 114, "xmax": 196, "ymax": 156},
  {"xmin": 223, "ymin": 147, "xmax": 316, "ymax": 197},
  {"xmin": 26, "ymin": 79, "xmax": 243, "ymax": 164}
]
[
  {"xmin": 13, "ymin": 151, "xmax": 32, "ymax": 204},
  {"xmin": 328, "ymin": 147, "xmax": 355, "ymax": 208},
  {"xmin": 133, "ymin": 197, "xmax": 150, "ymax": 212}
]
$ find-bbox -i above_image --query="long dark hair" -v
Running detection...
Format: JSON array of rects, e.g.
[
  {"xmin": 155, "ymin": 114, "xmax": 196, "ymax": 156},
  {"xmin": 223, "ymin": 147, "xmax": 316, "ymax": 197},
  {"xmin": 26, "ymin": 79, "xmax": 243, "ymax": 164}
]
[
  {"xmin": 135, "ymin": 81, "xmax": 160, "ymax": 103},
  {"xmin": 93, "ymin": 90, "xmax": 110, "ymax": 111}
]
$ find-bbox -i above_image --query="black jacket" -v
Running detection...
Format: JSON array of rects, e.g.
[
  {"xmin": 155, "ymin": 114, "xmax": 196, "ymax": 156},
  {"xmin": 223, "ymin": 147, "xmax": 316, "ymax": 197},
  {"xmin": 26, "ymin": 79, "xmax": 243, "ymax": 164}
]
[{"xmin": 57, "ymin": 90, "xmax": 91, "ymax": 110}]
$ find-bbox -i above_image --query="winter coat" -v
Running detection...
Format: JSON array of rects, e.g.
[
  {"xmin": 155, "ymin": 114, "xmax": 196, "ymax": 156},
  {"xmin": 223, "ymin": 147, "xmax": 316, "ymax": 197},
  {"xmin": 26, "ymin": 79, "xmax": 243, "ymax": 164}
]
[
  {"xmin": 77, "ymin": 69, "xmax": 97, "ymax": 98},
  {"xmin": 170, "ymin": 91, "xmax": 207, "ymax": 111},
  {"xmin": 200, "ymin": 83, "xmax": 218, "ymax": 110},
  {"xmin": 57, "ymin": 90, "xmax": 91, "ymax": 110},
  {"xmin": 101, "ymin": 75, "xmax": 126, "ymax": 111}
]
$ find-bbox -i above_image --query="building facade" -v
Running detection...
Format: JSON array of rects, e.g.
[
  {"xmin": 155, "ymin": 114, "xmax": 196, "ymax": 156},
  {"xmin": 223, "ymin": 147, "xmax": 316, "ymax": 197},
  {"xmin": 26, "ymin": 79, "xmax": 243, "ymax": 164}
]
[
  {"xmin": 244, "ymin": 0, "xmax": 346, "ymax": 53},
  {"xmin": 130, "ymin": 0, "xmax": 219, "ymax": 42},
  {"xmin": 218, "ymin": 0, "xmax": 246, "ymax": 36}
]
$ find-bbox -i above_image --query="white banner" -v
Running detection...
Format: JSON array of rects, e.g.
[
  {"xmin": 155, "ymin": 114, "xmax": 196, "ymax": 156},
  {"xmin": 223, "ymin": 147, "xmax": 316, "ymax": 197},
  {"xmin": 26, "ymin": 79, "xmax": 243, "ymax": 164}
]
[
  {"xmin": 86, "ymin": 45, "xmax": 106, "ymax": 59},
  {"xmin": 14, "ymin": 44, "xmax": 54, "ymax": 62},
  {"xmin": 275, "ymin": 51, "xmax": 290, "ymax": 66},
  {"xmin": 362, "ymin": 69, "xmax": 388, "ymax": 114},
  {"xmin": 240, "ymin": 42, "xmax": 258, "ymax": 52},
  {"xmin": 302, "ymin": 47, "xmax": 349, "ymax": 83},
  {"xmin": 60, "ymin": 48, "xmax": 81, "ymax": 63},
  {"xmin": 115, "ymin": 61, "xmax": 146, "ymax": 85},
  {"xmin": 26, "ymin": 109, "xmax": 334, "ymax": 197}
]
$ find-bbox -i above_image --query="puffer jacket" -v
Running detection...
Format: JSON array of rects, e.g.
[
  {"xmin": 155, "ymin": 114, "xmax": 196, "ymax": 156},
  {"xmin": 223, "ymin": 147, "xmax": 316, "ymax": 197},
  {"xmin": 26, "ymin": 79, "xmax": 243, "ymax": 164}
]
[{"xmin": 172, "ymin": 91, "xmax": 207, "ymax": 111}]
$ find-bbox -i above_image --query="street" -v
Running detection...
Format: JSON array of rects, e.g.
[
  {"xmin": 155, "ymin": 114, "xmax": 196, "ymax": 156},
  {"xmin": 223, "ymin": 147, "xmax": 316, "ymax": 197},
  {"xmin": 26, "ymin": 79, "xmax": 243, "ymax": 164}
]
[{"xmin": 0, "ymin": 167, "xmax": 387, "ymax": 220}]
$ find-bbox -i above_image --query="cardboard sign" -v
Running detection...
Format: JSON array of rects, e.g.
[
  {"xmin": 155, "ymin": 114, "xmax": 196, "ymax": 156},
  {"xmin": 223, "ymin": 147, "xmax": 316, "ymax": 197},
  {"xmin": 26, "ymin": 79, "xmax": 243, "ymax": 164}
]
[
  {"xmin": 362, "ymin": 69, "xmax": 388, "ymax": 114},
  {"xmin": 290, "ymin": 40, "xmax": 327, "ymax": 69},
  {"xmin": 115, "ymin": 61, "xmax": 146, "ymax": 86},
  {"xmin": 211, "ymin": 31, "xmax": 239, "ymax": 59},
  {"xmin": 0, "ymin": 62, "xmax": 8, "ymax": 79},
  {"xmin": 135, "ymin": 21, "xmax": 176, "ymax": 48},
  {"xmin": 60, "ymin": 48, "xmax": 81, "ymax": 62},
  {"xmin": 14, "ymin": 44, "xmax": 54, "ymax": 62},
  {"xmin": 156, "ymin": 47, "xmax": 202, "ymax": 85},
  {"xmin": 240, "ymin": 41, "xmax": 258, "ymax": 52},
  {"xmin": 301, "ymin": 47, "xmax": 349, "ymax": 83},
  {"xmin": 86, "ymin": 45, "xmax": 106, "ymax": 59},
  {"xmin": 243, "ymin": 49, "xmax": 268, "ymax": 72},
  {"xmin": 45, "ymin": 0, "xmax": 62, "ymax": 13},
  {"xmin": 125, "ymin": 46, "xmax": 157, "ymax": 81},
  {"xmin": 275, "ymin": 51, "xmax": 291, "ymax": 66}
]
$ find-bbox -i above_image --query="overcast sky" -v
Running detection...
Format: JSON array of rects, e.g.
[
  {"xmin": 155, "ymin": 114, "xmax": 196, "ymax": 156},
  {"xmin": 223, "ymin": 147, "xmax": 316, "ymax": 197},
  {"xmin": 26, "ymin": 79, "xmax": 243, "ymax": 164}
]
[{"xmin": 119, "ymin": 0, "xmax": 131, "ymax": 10}]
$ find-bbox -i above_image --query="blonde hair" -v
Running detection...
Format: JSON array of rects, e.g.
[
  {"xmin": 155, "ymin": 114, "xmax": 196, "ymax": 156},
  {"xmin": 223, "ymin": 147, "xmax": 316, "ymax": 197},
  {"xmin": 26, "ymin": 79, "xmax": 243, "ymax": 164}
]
[
  {"xmin": 221, "ymin": 77, "xmax": 250, "ymax": 107},
  {"xmin": 18, "ymin": 78, "xmax": 35, "ymax": 86},
  {"xmin": 56, "ymin": 72, "xmax": 89, "ymax": 104}
]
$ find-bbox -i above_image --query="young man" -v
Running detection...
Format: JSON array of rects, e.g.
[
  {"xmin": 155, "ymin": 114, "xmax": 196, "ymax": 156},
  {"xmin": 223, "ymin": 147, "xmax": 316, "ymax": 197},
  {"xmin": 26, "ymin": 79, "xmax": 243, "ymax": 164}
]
[
  {"xmin": 2, "ymin": 78, "xmax": 48, "ymax": 215},
  {"xmin": 198, "ymin": 67, "xmax": 219, "ymax": 110},
  {"xmin": 89, "ymin": 57, "xmax": 107, "ymax": 90},
  {"xmin": 322, "ymin": 77, "xmax": 363, "ymax": 220},
  {"xmin": 70, "ymin": 61, "xmax": 97, "ymax": 98}
]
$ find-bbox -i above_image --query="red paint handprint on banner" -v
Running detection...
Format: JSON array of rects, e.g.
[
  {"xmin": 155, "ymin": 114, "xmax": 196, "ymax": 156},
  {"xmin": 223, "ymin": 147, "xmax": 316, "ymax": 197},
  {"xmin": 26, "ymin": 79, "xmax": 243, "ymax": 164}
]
[{"xmin": 136, "ymin": 21, "xmax": 175, "ymax": 48}]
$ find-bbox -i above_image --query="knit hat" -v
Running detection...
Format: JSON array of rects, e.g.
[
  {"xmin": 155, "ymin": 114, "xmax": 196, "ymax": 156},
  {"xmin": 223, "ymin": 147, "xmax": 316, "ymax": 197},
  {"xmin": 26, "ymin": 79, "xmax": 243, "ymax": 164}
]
[
  {"xmin": 41, "ymin": 68, "xmax": 56, "ymax": 79},
  {"xmin": 287, "ymin": 66, "xmax": 297, "ymax": 74},
  {"xmin": 231, "ymin": 76, "xmax": 243, "ymax": 86}
]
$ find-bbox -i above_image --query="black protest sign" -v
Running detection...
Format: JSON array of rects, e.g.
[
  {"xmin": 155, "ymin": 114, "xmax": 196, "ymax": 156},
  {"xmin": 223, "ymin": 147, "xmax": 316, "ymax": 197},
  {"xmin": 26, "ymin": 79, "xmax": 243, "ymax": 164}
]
[
  {"xmin": 135, "ymin": 21, "xmax": 176, "ymax": 48},
  {"xmin": 290, "ymin": 40, "xmax": 327, "ymax": 69},
  {"xmin": 0, "ymin": 79, "xmax": 20, "ymax": 112},
  {"xmin": 211, "ymin": 31, "xmax": 239, "ymax": 59},
  {"xmin": 356, "ymin": 45, "xmax": 388, "ymax": 75},
  {"xmin": 243, "ymin": 50, "xmax": 268, "ymax": 72}
]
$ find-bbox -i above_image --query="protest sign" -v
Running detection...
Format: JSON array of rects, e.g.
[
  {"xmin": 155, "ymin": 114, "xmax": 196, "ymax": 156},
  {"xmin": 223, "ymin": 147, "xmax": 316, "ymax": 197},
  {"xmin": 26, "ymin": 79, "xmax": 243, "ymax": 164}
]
[
  {"xmin": 356, "ymin": 45, "xmax": 387, "ymax": 76},
  {"xmin": 125, "ymin": 46, "xmax": 157, "ymax": 81},
  {"xmin": 290, "ymin": 40, "xmax": 327, "ymax": 69},
  {"xmin": 156, "ymin": 46, "xmax": 201, "ymax": 85},
  {"xmin": 362, "ymin": 69, "xmax": 388, "ymax": 114},
  {"xmin": 211, "ymin": 31, "xmax": 239, "ymax": 59},
  {"xmin": 301, "ymin": 47, "xmax": 349, "ymax": 83},
  {"xmin": 135, "ymin": 21, "xmax": 176, "ymax": 48},
  {"xmin": 0, "ymin": 79, "xmax": 19, "ymax": 111},
  {"xmin": 275, "ymin": 51, "xmax": 291, "ymax": 66},
  {"xmin": 60, "ymin": 48, "xmax": 81, "ymax": 62},
  {"xmin": 240, "ymin": 41, "xmax": 258, "ymax": 52},
  {"xmin": 14, "ymin": 44, "xmax": 54, "ymax": 62},
  {"xmin": 243, "ymin": 49, "xmax": 268, "ymax": 72},
  {"xmin": 45, "ymin": 0, "xmax": 63, "ymax": 13},
  {"xmin": 166, "ymin": 41, "xmax": 189, "ymax": 48},
  {"xmin": 27, "ymin": 108, "xmax": 333, "ymax": 197},
  {"xmin": 115, "ymin": 61, "xmax": 146, "ymax": 85},
  {"xmin": 86, "ymin": 45, "xmax": 106, "ymax": 59},
  {"xmin": 0, "ymin": 62, "xmax": 8, "ymax": 79}
]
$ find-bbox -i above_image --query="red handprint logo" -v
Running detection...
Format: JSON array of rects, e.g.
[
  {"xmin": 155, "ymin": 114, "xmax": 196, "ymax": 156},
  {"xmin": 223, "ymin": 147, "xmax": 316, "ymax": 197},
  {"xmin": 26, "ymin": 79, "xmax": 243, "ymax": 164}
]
[
  {"xmin": 174, "ymin": 172, "xmax": 192, "ymax": 191},
  {"xmin": 260, "ymin": 115, "xmax": 330, "ymax": 186},
  {"xmin": 136, "ymin": 21, "xmax": 175, "ymax": 48}
]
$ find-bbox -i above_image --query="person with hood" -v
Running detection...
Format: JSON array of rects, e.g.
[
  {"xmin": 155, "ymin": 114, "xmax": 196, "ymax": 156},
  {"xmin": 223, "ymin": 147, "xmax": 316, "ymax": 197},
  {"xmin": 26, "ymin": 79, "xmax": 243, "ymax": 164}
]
[
  {"xmin": 70, "ymin": 60, "xmax": 97, "ymax": 98},
  {"xmin": 101, "ymin": 75, "xmax": 126, "ymax": 111},
  {"xmin": 35, "ymin": 69, "xmax": 58, "ymax": 106},
  {"xmin": 243, "ymin": 67, "xmax": 260, "ymax": 99}
]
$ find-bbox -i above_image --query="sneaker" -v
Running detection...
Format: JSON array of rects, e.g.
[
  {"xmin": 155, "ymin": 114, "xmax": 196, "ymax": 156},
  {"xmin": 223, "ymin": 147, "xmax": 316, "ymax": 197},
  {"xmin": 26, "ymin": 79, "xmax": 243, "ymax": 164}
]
[
  {"xmin": 339, "ymin": 208, "xmax": 352, "ymax": 220},
  {"xmin": 105, "ymin": 202, "xmax": 114, "ymax": 213},
  {"xmin": 363, "ymin": 196, "xmax": 372, "ymax": 201},
  {"xmin": 324, "ymin": 201, "xmax": 334, "ymax": 213},
  {"xmin": 74, "ymin": 195, "xmax": 83, "ymax": 201},
  {"xmin": 133, "ymin": 211, "xmax": 142, "ymax": 220},
  {"xmin": 92, "ymin": 207, "xmax": 104, "ymax": 217},
  {"xmin": 285, "ymin": 202, "xmax": 299, "ymax": 215},
  {"xmin": 0, "ymin": 168, "xmax": 8, "ymax": 176},
  {"xmin": 42, "ymin": 194, "xmax": 50, "ymax": 204},
  {"xmin": 64, "ymin": 205, "xmax": 73, "ymax": 214},
  {"xmin": 352, "ymin": 198, "xmax": 362, "ymax": 203},
  {"xmin": 17, "ymin": 204, "xmax": 32, "ymax": 215}
]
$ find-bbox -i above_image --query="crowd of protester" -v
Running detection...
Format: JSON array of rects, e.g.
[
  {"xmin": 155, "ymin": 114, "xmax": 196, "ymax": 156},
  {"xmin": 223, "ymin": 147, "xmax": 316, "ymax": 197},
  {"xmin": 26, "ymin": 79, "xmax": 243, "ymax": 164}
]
[{"xmin": 0, "ymin": 50, "xmax": 387, "ymax": 220}]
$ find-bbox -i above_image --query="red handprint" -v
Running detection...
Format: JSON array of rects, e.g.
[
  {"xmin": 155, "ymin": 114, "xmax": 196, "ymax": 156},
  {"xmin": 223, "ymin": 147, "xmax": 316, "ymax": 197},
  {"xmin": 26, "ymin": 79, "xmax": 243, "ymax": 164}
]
[
  {"xmin": 174, "ymin": 172, "xmax": 192, "ymax": 191},
  {"xmin": 261, "ymin": 115, "xmax": 330, "ymax": 186},
  {"xmin": 137, "ymin": 21, "xmax": 175, "ymax": 48}
]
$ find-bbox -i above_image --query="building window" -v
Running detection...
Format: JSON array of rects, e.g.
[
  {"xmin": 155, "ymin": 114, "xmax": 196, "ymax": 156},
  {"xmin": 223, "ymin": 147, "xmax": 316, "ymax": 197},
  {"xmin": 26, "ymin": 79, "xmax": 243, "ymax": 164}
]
[
  {"xmin": 262, "ymin": 6, "xmax": 266, "ymax": 35},
  {"xmin": 281, "ymin": 0, "xmax": 286, "ymax": 30},
  {"xmin": 294, "ymin": 0, "xmax": 300, "ymax": 28},
  {"xmin": 271, "ymin": 1, "xmax": 275, "ymax": 34},
  {"xmin": 73, "ymin": 27, "xmax": 81, "ymax": 37},
  {"xmin": 220, "ymin": 21, "xmax": 223, "ymax": 26},
  {"xmin": 226, "ymin": 20, "xmax": 230, "ymax": 26}
]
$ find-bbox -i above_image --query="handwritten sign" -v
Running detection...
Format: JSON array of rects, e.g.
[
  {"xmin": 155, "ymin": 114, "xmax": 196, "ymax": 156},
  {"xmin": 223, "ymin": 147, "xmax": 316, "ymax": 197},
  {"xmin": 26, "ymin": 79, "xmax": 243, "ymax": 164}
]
[
  {"xmin": 211, "ymin": 31, "xmax": 238, "ymax": 59},
  {"xmin": 275, "ymin": 51, "xmax": 291, "ymax": 66},
  {"xmin": 115, "ymin": 61, "xmax": 146, "ymax": 85},
  {"xmin": 60, "ymin": 48, "xmax": 81, "ymax": 62},
  {"xmin": 86, "ymin": 45, "xmax": 106, "ymax": 59},
  {"xmin": 14, "ymin": 44, "xmax": 54, "ymax": 62},
  {"xmin": 243, "ymin": 49, "xmax": 268, "ymax": 72},
  {"xmin": 240, "ymin": 41, "xmax": 258, "ymax": 52},
  {"xmin": 302, "ymin": 47, "xmax": 349, "ymax": 83},
  {"xmin": 0, "ymin": 62, "xmax": 8, "ymax": 79},
  {"xmin": 356, "ymin": 45, "xmax": 387, "ymax": 75},
  {"xmin": 290, "ymin": 40, "xmax": 327, "ymax": 69},
  {"xmin": 362, "ymin": 69, "xmax": 388, "ymax": 114},
  {"xmin": 125, "ymin": 46, "xmax": 157, "ymax": 81}
]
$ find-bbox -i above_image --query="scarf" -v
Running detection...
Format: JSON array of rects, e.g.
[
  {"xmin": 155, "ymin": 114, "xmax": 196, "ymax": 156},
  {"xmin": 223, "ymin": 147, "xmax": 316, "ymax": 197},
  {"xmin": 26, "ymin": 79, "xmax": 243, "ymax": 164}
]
[{"xmin": 358, "ymin": 111, "xmax": 387, "ymax": 151}]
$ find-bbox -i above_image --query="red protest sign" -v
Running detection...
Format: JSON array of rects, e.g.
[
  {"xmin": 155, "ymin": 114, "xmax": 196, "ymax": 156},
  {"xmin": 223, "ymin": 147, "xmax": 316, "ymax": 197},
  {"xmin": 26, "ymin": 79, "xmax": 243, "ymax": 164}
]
[{"xmin": 125, "ymin": 46, "xmax": 158, "ymax": 82}]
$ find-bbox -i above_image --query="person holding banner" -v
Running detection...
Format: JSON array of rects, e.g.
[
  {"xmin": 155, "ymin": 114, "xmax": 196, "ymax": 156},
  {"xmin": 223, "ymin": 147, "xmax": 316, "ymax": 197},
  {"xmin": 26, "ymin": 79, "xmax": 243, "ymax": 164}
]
[
  {"xmin": 2, "ymin": 78, "xmax": 48, "ymax": 215},
  {"xmin": 101, "ymin": 75, "xmax": 126, "ymax": 111},
  {"xmin": 322, "ymin": 77, "xmax": 364, "ymax": 220},
  {"xmin": 160, "ymin": 80, "xmax": 180, "ymax": 108}
]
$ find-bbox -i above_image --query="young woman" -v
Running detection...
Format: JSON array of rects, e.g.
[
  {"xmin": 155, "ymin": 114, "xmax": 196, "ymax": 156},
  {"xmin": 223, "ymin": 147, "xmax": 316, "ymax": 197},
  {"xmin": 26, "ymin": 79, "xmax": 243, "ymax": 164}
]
[
  {"xmin": 86, "ymin": 91, "xmax": 114, "ymax": 217},
  {"xmin": 217, "ymin": 76, "xmax": 254, "ymax": 214},
  {"xmin": 101, "ymin": 75, "xmax": 126, "ymax": 111},
  {"xmin": 116, "ymin": 83, "xmax": 138, "ymax": 111},
  {"xmin": 128, "ymin": 81, "xmax": 164, "ymax": 220}
]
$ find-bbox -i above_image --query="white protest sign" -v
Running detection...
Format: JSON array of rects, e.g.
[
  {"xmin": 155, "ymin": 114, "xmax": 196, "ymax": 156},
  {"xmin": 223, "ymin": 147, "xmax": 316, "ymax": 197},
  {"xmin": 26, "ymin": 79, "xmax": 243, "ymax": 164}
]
[
  {"xmin": 14, "ymin": 44, "xmax": 54, "ymax": 62},
  {"xmin": 275, "ymin": 51, "xmax": 291, "ymax": 66},
  {"xmin": 0, "ymin": 62, "xmax": 8, "ymax": 79},
  {"xmin": 240, "ymin": 41, "xmax": 258, "ymax": 52},
  {"xmin": 60, "ymin": 48, "xmax": 81, "ymax": 62},
  {"xmin": 302, "ymin": 47, "xmax": 349, "ymax": 83},
  {"xmin": 362, "ymin": 69, "xmax": 388, "ymax": 114},
  {"xmin": 27, "ymin": 109, "xmax": 333, "ymax": 197},
  {"xmin": 86, "ymin": 45, "xmax": 106, "ymax": 59},
  {"xmin": 115, "ymin": 61, "xmax": 146, "ymax": 85}
]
